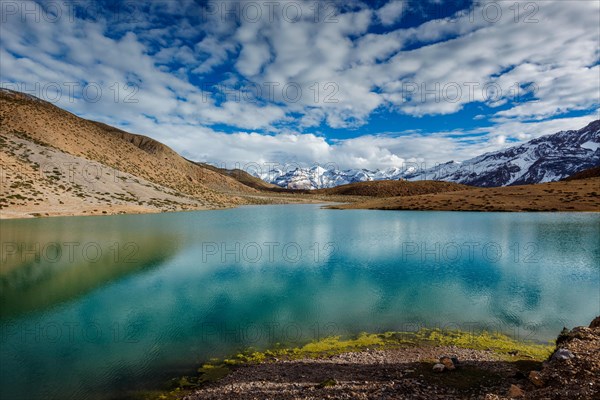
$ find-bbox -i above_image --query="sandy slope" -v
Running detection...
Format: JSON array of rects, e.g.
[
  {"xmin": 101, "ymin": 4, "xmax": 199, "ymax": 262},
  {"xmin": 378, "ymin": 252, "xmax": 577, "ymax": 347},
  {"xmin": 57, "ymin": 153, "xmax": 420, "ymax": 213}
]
[
  {"xmin": 0, "ymin": 89, "xmax": 258, "ymax": 219},
  {"xmin": 0, "ymin": 135, "xmax": 222, "ymax": 218}
]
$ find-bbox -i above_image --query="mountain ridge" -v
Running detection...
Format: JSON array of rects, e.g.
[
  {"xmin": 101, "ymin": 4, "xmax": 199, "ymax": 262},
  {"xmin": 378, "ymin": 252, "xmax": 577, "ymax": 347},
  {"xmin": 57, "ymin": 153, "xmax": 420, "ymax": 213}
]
[
  {"xmin": 0, "ymin": 88, "xmax": 258, "ymax": 196},
  {"xmin": 0, "ymin": 89, "xmax": 265, "ymax": 218},
  {"xmin": 259, "ymin": 120, "xmax": 600, "ymax": 189}
]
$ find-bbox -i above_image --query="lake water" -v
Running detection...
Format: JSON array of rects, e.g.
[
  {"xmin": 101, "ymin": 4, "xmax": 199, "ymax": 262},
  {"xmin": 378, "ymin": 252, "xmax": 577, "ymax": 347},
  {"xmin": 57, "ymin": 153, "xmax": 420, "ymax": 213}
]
[{"xmin": 1, "ymin": 205, "xmax": 599, "ymax": 399}]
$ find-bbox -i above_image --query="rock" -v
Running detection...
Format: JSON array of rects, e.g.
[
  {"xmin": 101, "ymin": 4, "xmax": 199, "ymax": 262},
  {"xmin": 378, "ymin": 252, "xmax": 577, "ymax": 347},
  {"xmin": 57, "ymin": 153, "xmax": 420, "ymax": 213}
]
[
  {"xmin": 556, "ymin": 327, "xmax": 571, "ymax": 345},
  {"xmin": 589, "ymin": 316, "xmax": 600, "ymax": 329},
  {"xmin": 528, "ymin": 371, "xmax": 544, "ymax": 387},
  {"xmin": 432, "ymin": 363, "xmax": 445, "ymax": 373},
  {"xmin": 439, "ymin": 356, "xmax": 456, "ymax": 371},
  {"xmin": 507, "ymin": 384, "xmax": 525, "ymax": 398},
  {"xmin": 551, "ymin": 348, "xmax": 575, "ymax": 361}
]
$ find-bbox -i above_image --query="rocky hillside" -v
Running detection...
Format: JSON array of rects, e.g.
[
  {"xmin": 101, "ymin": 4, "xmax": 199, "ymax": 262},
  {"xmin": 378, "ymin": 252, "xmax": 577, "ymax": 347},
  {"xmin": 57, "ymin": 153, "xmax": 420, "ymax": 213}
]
[{"xmin": 0, "ymin": 89, "xmax": 258, "ymax": 218}]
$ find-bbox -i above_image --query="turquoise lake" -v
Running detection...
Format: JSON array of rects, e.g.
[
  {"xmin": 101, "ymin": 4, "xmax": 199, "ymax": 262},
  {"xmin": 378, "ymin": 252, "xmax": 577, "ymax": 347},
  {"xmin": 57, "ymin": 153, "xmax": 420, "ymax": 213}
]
[{"xmin": 1, "ymin": 205, "xmax": 599, "ymax": 399}]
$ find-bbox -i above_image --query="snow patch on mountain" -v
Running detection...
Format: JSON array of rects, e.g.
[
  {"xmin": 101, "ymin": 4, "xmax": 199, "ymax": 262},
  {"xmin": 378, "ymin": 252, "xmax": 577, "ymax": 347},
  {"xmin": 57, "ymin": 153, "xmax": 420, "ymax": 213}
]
[{"xmin": 256, "ymin": 120, "xmax": 600, "ymax": 189}]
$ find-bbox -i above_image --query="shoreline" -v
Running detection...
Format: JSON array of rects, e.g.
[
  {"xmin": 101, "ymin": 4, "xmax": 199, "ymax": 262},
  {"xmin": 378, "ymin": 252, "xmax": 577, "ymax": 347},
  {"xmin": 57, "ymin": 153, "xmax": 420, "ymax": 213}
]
[
  {"xmin": 3, "ymin": 180, "xmax": 600, "ymax": 220},
  {"xmin": 2, "ymin": 201, "xmax": 598, "ymax": 220},
  {"xmin": 0, "ymin": 195, "xmax": 332, "ymax": 220},
  {"xmin": 131, "ymin": 320, "xmax": 599, "ymax": 400},
  {"xmin": 131, "ymin": 328, "xmax": 555, "ymax": 400}
]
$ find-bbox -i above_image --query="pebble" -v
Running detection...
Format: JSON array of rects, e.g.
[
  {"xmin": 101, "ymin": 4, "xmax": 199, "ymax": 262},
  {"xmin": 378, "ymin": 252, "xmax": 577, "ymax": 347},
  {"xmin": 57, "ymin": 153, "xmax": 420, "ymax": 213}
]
[
  {"xmin": 551, "ymin": 348, "xmax": 575, "ymax": 361},
  {"xmin": 507, "ymin": 384, "xmax": 525, "ymax": 398},
  {"xmin": 432, "ymin": 363, "xmax": 445, "ymax": 373},
  {"xmin": 439, "ymin": 356, "xmax": 456, "ymax": 371},
  {"xmin": 528, "ymin": 370, "xmax": 545, "ymax": 387},
  {"xmin": 183, "ymin": 320, "xmax": 600, "ymax": 400}
]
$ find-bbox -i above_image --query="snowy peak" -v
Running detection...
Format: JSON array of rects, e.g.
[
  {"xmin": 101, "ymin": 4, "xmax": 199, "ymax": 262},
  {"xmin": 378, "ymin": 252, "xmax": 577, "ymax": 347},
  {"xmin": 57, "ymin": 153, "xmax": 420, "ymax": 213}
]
[
  {"xmin": 415, "ymin": 120, "xmax": 600, "ymax": 187},
  {"xmin": 257, "ymin": 120, "xmax": 600, "ymax": 189}
]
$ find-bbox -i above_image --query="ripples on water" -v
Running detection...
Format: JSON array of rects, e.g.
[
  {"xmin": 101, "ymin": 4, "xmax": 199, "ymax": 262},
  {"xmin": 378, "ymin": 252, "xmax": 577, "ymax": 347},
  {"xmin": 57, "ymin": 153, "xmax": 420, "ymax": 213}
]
[{"xmin": 1, "ymin": 205, "xmax": 599, "ymax": 399}]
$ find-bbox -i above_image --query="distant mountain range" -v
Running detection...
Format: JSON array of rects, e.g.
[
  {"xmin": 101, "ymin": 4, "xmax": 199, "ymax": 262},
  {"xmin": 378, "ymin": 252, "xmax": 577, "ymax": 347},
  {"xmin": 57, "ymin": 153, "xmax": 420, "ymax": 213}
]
[{"xmin": 258, "ymin": 120, "xmax": 600, "ymax": 189}]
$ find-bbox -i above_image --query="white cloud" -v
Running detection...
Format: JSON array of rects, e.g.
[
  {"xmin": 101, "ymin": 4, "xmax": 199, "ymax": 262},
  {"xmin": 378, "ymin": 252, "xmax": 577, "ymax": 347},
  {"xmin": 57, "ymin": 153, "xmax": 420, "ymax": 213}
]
[
  {"xmin": 377, "ymin": 0, "xmax": 405, "ymax": 26},
  {"xmin": 0, "ymin": 0, "xmax": 598, "ymax": 172}
]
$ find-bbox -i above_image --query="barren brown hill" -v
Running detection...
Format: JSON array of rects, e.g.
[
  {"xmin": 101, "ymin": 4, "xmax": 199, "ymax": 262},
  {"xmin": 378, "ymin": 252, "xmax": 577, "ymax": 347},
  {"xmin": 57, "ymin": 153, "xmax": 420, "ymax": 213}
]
[
  {"xmin": 331, "ymin": 178, "xmax": 600, "ymax": 212},
  {"xmin": 0, "ymin": 89, "xmax": 256, "ymax": 196},
  {"xmin": 0, "ymin": 89, "xmax": 269, "ymax": 218},
  {"xmin": 315, "ymin": 179, "xmax": 471, "ymax": 197},
  {"xmin": 194, "ymin": 162, "xmax": 282, "ymax": 191}
]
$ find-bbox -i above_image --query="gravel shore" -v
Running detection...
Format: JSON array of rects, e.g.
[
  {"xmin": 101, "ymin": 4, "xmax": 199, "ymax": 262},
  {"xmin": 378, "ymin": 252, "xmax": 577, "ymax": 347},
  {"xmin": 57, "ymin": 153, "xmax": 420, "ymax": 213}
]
[{"xmin": 183, "ymin": 319, "xmax": 600, "ymax": 400}]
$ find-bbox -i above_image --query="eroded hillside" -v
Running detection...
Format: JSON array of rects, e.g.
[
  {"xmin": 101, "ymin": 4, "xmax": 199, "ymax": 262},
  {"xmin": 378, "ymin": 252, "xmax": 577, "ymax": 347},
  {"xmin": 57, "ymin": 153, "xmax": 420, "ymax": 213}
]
[{"xmin": 0, "ymin": 90, "xmax": 258, "ymax": 218}]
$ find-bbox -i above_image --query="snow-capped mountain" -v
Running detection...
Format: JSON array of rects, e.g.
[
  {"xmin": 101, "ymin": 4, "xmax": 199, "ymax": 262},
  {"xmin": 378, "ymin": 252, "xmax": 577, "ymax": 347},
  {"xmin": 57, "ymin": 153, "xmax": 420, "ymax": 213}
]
[
  {"xmin": 410, "ymin": 120, "xmax": 600, "ymax": 187},
  {"xmin": 260, "ymin": 166, "xmax": 379, "ymax": 190},
  {"xmin": 257, "ymin": 120, "xmax": 600, "ymax": 189}
]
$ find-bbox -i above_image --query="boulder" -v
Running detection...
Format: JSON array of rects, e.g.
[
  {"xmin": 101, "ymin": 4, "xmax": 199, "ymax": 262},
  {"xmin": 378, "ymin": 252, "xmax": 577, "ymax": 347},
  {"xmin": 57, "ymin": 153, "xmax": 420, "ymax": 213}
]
[
  {"xmin": 589, "ymin": 316, "xmax": 600, "ymax": 329},
  {"xmin": 556, "ymin": 327, "xmax": 571, "ymax": 346}
]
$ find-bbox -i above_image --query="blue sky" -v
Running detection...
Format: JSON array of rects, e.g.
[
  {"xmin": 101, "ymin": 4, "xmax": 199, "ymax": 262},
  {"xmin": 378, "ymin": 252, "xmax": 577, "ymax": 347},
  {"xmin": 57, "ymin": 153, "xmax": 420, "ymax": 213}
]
[{"xmin": 1, "ymin": 0, "xmax": 599, "ymax": 170}]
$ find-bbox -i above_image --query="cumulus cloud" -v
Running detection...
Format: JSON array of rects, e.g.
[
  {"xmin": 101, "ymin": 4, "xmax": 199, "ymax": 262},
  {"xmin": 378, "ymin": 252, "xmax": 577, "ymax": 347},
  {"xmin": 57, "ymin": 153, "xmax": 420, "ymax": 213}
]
[
  {"xmin": 377, "ymin": 0, "xmax": 405, "ymax": 26},
  {"xmin": 0, "ymin": 0, "xmax": 598, "ymax": 171}
]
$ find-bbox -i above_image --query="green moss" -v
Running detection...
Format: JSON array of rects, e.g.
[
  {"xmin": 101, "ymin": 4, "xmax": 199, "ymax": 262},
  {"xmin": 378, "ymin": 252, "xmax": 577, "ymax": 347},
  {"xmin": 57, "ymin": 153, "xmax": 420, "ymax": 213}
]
[
  {"xmin": 300, "ymin": 332, "xmax": 384, "ymax": 355},
  {"xmin": 218, "ymin": 329, "xmax": 552, "ymax": 364},
  {"xmin": 197, "ymin": 364, "xmax": 230, "ymax": 383},
  {"xmin": 316, "ymin": 378, "xmax": 337, "ymax": 388},
  {"xmin": 404, "ymin": 329, "xmax": 553, "ymax": 360}
]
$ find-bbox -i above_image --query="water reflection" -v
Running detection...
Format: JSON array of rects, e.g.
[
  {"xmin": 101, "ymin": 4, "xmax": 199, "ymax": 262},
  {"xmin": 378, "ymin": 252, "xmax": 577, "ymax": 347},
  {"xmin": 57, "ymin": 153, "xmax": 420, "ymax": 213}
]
[
  {"xmin": 1, "ymin": 215, "xmax": 181, "ymax": 318},
  {"xmin": 0, "ymin": 207, "xmax": 598, "ymax": 400}
]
